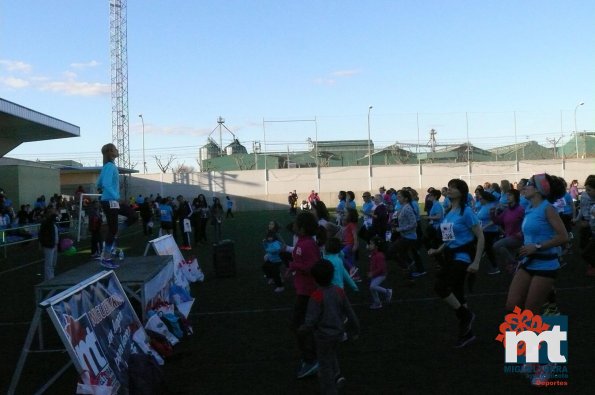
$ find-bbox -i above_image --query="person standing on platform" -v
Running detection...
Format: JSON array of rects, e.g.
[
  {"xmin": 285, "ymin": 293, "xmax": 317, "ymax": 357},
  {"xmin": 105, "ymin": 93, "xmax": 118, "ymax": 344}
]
[{"xmin": 96, "ymin": 143, "xmax": 120, "ymax": 268}]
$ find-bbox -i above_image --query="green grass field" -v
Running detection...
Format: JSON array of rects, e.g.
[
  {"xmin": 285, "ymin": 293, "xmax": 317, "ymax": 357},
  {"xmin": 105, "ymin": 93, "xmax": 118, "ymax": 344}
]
[{"xmin": 1, "ymin": 210, "xmax": 593, "ymax": 394}]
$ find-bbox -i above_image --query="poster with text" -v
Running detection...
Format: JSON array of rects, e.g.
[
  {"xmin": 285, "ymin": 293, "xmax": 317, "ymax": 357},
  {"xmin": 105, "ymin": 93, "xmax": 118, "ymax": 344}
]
[{"xmin": 42, "ymin": 271, "xmax": 144, "ymax": 394}]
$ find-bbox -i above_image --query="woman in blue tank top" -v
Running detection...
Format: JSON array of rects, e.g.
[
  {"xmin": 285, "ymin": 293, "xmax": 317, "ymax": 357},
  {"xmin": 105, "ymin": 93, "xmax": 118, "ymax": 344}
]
[{"xmin": 505, "ymin": 173, "xmax": 568, "ymax": 314}]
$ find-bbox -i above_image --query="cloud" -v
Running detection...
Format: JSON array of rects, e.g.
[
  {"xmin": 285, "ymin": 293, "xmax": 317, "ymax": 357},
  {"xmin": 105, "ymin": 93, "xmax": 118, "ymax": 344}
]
[
  {"xmin": 314, "ymin": 69, "xmax": 360, "ymax": 85},
  {"xmin": 313, "ymin": 78, "xmax": 336, "ymax": 86},
  {"xmin": 0, "ymin": 59, "xmax": 32, "ymax": 73},
  {"xmin": 0, "ymin": 76, "xmax": 30, "ymax": 88},
  {"xmin": 40, "ymin": 80, "xmax": 110, "ymax": 96},
  {"xmin": 330, "ymin": 69, "xmax": 361, "ymax": 78},
  {"xmin": 70, "ymin": 60, "xmax": 100, "ymax": 69},
  {"xmin": 136, "ymin": 125, "xmax": 212, "ymax": 137}
]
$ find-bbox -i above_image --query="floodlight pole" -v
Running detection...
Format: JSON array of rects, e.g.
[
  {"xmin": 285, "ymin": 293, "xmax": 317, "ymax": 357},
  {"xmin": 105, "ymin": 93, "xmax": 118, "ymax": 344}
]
[
  {"xmin": 367, "ymin": 106, "xmax": 373, "ymax": 190},
  {"xmin": 138, "ymin": 114, "xmax": 146, "ymax": 173},
  {"xmin": 574, "ymin": 102, "xmax": 584, "ymax": 159}
]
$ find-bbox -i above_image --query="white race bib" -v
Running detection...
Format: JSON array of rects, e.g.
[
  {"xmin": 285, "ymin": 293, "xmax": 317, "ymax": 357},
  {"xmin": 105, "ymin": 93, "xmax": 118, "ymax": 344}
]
[
  {"xmin": 440, "ymin": 222, "xmax": 455, "ymax": 241},
  {"xmin": 109, "ymin": 200, "xmax": 120, "ymax": 209},
  {"xmin": 183, "ymin": 218, "xmax": 192, "ymax": 233}
]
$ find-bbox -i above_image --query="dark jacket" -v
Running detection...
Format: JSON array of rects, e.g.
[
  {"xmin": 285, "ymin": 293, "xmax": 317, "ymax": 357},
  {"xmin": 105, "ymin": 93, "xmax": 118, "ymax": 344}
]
[{"xmin": 38, "ymin": 217, "xmax": 58, "ymax": 248}]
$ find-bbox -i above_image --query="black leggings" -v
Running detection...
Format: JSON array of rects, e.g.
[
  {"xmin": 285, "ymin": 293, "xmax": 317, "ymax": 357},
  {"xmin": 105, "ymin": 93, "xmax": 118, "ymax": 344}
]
[
  {"xmin": 483, "ymin": 231, "xmax": 500, "ymax": 268},
  {"xmin": 100, "ymin": 201, "xmax": 119, "ymax": 245},
  {"xmin": 434, "ymin": 259, "xmax": 469, "ymax": 305}
]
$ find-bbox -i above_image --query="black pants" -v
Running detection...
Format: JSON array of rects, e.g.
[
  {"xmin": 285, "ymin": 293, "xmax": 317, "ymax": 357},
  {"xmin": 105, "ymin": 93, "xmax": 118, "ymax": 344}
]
[
  {"xmin": 262, "ymin": 261, "xmax": 283, "ymax": 287},
  {"xmin": 196, "ymin": 218, "xmax": 208, "ymax": 243},
  {"xmin": 226, "ymin": 208, "xmax": 233, "ymax": 218},
  {"xmin": 100, "ymin": 201, "xmax": 119, "ymax": 246},
  {"xmin": 293, "ymin": 295, "xmax": 316, "ymax": 363},
  {"xmin": 483, "ymin": 231, "xmax": 500, "ymax": 268},
  {"xmin": 179, "ymin": 219, "xmax": 190, "ymax": 247},
  {"xmin": 434, "ymin": 259, "xmax": 469, "ymax": 305},
  {"xmin": 90, "ymin": 230, "xmax": 102, "ymax": 255},
  {"xmin": 141, "ymin": 217, "xmax": 152, "ymax": 235},
  {"xmin": 390, "ymin": 237, "xmax": 424, "ymax": 273},
  {"xmin": 316, "ymin": 336, "xmax": 340, "ymax": 394}
]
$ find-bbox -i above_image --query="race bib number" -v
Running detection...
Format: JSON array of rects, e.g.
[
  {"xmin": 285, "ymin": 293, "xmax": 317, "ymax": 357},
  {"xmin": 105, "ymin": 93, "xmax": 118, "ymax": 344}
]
[
  {"xmin": 109, "ymin": 200, "xmax": 120, "ymax": 209},
  {"xmin": 183, "ymin": 218, "xmax": 192, "ymax": 233},
  {"xmin": 440, "ymin": 222, "xmax": 455, "ymax": 241}
]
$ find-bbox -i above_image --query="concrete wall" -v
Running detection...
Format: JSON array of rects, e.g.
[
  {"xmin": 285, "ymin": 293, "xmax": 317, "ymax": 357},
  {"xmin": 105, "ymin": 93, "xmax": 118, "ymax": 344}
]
[{"xmin": 128, "ymin": 158, "xmax": 595, "ymax": 211}]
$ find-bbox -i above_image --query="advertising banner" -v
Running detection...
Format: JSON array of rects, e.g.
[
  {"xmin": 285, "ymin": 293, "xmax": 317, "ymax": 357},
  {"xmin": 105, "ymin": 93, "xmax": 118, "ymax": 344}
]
[{"xmin": 41, "ymin": 271, "xmax": 146, "ymax": 394}]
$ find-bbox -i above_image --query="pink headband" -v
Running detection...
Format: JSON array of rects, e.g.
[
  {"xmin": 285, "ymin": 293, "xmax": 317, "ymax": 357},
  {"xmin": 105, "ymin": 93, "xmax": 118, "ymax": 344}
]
[{"xmin": 533, "ymin": 174, "xmax": 550, "ymax": 197}]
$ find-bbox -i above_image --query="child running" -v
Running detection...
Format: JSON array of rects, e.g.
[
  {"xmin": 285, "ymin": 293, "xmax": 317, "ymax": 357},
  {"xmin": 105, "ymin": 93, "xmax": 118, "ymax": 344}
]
[
  {"xmin": 262, "ymin": 230, "xmax": 285, "ymax": 292},
  {"xmin": 289, "ymin": 212, "xmax": 322, "ymax": 379},
  {"xmin": 367, "ymin": 236, "xmax": 392, "ymax": 309},
  {"xmin": 300, "ymin": 259, "xmax": 360, "ymax": 394},
  {"xmin": 323, "ymin": 237, "xmax": 359, "ymax": 292},
  {"xmin": 342, "ymin": 208, "xmax": 360, "ymax": 281}
]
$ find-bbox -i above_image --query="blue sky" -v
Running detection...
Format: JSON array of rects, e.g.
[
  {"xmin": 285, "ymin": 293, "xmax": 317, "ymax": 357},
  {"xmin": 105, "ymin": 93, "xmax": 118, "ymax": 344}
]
[{"xmin": 1, "ymin": 0, "xmax": 594, "ymax": 171}]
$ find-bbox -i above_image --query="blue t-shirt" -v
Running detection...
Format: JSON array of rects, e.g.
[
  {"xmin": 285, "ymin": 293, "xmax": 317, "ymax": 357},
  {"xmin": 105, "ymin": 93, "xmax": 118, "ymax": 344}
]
[
  {"xmin": 429, "ymin": 201, "xmax": 444, "ymax": 229},
  {"xmin": 160, "ymin": 204, "xmax": 173, "ymax": 222},
  {"xmin": 441, "ymin": 206, "xmax": 479, "ymax": 264},
  {"xmin": 411, "ymin": 200, "xmax": 421, "ymax": 222},
  {"xmin": 346, "ymin": 200, "xmax": 356, "ymax": 210},
  {"xmin": 521, "ymin": 200, "xmax": 560, "ymax": 270},
  {"xmin": 474, "ymin": 199, "xmax": 482, "ymax": 213},
  {"xmin": 477, "ymin": 201, "xmax": 498, "ymax": 233},
  {"xmin": 324, "ymin": 253, "xmax": 358, "ymax": 291},
  {"xmin": 227, "ymin": 200, "xmax": 233, "ymax": 209},
  {"xmin": 97, "ymin": 161, "xmax": 120, "ymax": 201},
  {"xmin": 263, "ymin": 240, "xmax": 282, "ymax": 263},
  {"xmin": 442, "ymin": 196, "xmax": 451, "ymax": 211},
  {"xmin": 499, "ymin": 193, "xmax": 509, "ymax": 207}
]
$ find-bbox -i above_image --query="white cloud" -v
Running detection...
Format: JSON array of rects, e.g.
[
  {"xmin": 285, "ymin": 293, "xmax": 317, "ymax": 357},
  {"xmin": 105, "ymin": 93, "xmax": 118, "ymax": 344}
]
[
  {"xmin": 313, "ymin": 78, "xmax": 336, "ymax": 86},
  {"xmin": 314, "ymin": 69, "xmax": 360, "ymax": 86},
  {"xmin": 40, "ymin": 80, "xmax": 110, "ymax": 96},
  {"xmin": 0, "ymin": 76, "xmax": 30, "ymax": 88},
  {"xmin": 0, "ymin": 59, "xmax": 32, "ymax": 73},
  {"xmin": 70, "ymin": 60, "xmax": 100, "ymax": 69},
  {"xmin": 330, "ymin": 69, "xmax": 361, "ymax": 78},
  {"xmin": 159, "ymin": 126, "xmax": 212, "ymax": 137}
]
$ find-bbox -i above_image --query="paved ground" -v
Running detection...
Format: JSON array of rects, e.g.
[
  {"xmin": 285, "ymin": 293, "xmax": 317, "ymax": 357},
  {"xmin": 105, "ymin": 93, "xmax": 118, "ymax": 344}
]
[{"xmin": 1, "ymin": 210, "xmax": 592, "ymax": 394}]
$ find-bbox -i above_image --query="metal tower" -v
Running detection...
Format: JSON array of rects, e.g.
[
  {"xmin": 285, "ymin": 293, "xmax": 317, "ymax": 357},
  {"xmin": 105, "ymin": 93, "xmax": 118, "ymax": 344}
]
[{"xmin": 109, "ymin": 0, "xmax": 130, "ymax": 195}]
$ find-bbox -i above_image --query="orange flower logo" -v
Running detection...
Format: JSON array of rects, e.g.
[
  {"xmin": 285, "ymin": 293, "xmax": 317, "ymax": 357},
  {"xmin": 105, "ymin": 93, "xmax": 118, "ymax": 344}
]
[{"xmin": 495, "ymin": 306, "xmax": 550, "ymax": 356}]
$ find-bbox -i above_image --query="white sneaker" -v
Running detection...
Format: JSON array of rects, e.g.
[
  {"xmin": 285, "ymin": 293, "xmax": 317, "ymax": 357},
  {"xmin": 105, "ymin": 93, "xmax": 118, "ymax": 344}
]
[{"xmin": 274, "ymin": 286, "xmax": 285, "ymax": 293}]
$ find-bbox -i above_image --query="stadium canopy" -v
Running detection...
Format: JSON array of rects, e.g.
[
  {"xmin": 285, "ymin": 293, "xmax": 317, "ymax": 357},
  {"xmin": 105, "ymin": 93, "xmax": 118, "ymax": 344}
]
[{"xmin": 0, "ymin": 98, "xmax": 79, "ymax": 158}]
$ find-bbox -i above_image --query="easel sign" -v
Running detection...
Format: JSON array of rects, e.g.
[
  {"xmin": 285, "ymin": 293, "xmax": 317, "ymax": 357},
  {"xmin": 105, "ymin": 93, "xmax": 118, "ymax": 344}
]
[
  {"xmin": 144, "ymin": 234, "xmax": 187, "ymax": 287},
  {"xmin": 41, "ymin": 271, "xmax": 146, "ymax": 394}
]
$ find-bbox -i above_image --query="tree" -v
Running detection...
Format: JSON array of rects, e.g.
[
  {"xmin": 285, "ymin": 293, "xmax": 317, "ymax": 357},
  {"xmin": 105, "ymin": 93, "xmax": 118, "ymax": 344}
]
[
  {"xmin": 155, "ymin": 155, "xmax": 176, "ymax": 173},
  {"xmin": 173, "ymin": 162, "xmax": 196, "ymax": 174}
]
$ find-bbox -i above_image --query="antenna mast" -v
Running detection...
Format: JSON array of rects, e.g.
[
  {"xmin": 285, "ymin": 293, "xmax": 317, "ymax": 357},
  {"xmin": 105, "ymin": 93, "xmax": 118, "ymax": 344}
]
[{"xmin": 110, "ymin": 0, "xmax": 130, "ymax": 196}]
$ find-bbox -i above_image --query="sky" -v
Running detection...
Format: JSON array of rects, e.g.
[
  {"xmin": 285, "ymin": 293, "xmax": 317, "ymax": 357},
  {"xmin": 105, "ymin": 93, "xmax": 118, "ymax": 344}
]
[{"xmin": 1, "ymin": 0, "xmax": 594, "ymax": 172}]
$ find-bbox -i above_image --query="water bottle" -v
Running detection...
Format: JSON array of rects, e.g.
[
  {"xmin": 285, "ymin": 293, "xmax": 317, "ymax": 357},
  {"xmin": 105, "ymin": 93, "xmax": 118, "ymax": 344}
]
[{"xmin": 118, "ymin": 249, "xmax": 124, "ymax": 261}]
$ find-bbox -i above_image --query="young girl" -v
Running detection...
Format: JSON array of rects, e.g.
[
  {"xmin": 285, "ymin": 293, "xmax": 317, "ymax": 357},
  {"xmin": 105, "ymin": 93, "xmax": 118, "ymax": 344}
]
[
  {"xmin": 367, "ymin": 236, "xmax": 392, "ymax": 309},
  {"xmin": 323, "ymin": 237, "xmax": 358, "ymax": 292},
  {"xmin": 289, "ymin": 212, "xmax": 321, "ymax": 379},
  {"xmin": 262, "ymin": 230, "xmax": 285, "ymax": 292},
  {"xmin": 341, "ymin": 208, "xmax": 360, "ymax": 280}
]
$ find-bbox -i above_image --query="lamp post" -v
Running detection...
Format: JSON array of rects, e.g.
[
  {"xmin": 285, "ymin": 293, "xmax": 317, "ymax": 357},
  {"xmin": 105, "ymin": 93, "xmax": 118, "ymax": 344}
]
[
  {"xmin": 138, "ymin": 114, "xmax": 146, "ymax": 173},
  {"xmin": 367, "ymin": 106, "xmax": 373, "ymax": 190},
  {"xmin": 574, "ymin": 102, "xmax": 584, "ymax": 159}
]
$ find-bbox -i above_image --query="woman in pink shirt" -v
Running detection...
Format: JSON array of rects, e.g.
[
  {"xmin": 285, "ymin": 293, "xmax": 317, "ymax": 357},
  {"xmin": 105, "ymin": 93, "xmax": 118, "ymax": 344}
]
[
  {"xmin": 367, "ymin": 236, "xmax": 392, "ymax": 309},
  {"xmin": 491, "ymin": 188, "xmax": 525, "ymax": 272}
]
